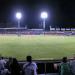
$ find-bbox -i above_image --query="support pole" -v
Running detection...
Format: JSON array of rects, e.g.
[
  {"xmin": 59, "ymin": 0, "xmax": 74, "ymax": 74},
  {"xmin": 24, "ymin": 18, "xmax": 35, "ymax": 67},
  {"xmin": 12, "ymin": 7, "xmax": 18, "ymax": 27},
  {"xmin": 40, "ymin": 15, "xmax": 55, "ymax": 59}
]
[
  {"xmin": 18, "ymin": 20, "xmax": 20, "ymax": 36},
  {"xmin": 43, "ymin": 19, "xmax": 45, "ymax": 30}
]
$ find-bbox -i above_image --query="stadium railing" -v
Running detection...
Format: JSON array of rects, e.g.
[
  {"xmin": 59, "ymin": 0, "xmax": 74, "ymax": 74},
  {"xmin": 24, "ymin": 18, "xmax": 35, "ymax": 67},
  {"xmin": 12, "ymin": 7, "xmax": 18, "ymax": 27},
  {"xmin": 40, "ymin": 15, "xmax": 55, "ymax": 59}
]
[
  {"xmin": 4, "ymin": 57, "xmax": 74, "ymax": 75},
  {"xmin": 18, "ymin": 59, "xmax": 64, "ymax": 75}
]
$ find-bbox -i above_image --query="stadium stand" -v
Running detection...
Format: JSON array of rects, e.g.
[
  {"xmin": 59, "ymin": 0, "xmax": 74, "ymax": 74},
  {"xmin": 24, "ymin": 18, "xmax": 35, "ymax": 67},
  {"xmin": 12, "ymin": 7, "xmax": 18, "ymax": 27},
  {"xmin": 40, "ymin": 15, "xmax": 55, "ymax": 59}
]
[{"xmin": 0, "ymin": 28, "xmax": 75, "ymax": 36}]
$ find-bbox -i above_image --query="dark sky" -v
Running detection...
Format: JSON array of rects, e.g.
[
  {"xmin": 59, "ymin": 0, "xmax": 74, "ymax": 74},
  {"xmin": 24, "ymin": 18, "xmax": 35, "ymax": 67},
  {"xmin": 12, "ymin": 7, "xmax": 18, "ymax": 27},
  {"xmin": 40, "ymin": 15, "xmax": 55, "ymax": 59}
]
[{"xmin": 0, "ymin": 0, "xmax": 75, "ymax": 28}]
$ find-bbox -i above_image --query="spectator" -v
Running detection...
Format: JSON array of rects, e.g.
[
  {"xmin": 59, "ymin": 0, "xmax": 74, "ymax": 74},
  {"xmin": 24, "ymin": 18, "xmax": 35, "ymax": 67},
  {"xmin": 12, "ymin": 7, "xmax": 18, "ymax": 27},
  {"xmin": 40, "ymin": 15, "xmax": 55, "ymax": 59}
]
[
  {"xmin": 6, "ymin": 57, "xmax": 13, "ymax": 75},
  {"xmin": 0, "ymin": 57, "xmax": 9, "ymax": 75},
  {"xmin": 23, "ymin": 56, "xmax": 37, "ymax": 75},
  {"xmin": 0, "ymin": 58, "xmax": 5, "ymax": 75},
  {"xmin": 70, "ymin": 54, "xmax": 75, "ymax": 75},
  {"xmin": 60, "ymin": 57, "xmax": 72, "ymax": 75},
  {"xmin": 10, "ymin": 58, "xmax": 21, "ymax": 75},
  {"xmin": 0, "ymin": 57, "xmax": 6, "ymax": 69}
]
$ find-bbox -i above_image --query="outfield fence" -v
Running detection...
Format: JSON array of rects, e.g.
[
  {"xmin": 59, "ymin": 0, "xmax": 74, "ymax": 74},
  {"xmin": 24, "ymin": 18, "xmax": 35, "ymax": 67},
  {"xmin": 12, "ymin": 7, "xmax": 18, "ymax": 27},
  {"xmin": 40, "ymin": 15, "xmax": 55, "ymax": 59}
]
[{"xmin": 0, "ymin": 28, "xmax": 75, "ymax": 35}]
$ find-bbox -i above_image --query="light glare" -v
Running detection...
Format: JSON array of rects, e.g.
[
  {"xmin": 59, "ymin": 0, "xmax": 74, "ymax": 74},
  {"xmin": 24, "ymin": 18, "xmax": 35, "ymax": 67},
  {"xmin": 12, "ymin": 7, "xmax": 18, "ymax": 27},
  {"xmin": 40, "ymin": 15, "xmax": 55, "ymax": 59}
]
[
  {"xmin": 41, "ymin": 12, "xmax": 48, "ymax": 19},
  {"xmin": 16, "ymin": 12, "xmax": 22, "ymax": 20}
]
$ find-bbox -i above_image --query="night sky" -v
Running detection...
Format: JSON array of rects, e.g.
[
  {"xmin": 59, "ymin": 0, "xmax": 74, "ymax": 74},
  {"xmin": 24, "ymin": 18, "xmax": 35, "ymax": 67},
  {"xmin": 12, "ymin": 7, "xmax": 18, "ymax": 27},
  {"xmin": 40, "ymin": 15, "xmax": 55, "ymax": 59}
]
[{"xmin": 0, "ymin": 0, "xmax": 75, "ymax": 28}]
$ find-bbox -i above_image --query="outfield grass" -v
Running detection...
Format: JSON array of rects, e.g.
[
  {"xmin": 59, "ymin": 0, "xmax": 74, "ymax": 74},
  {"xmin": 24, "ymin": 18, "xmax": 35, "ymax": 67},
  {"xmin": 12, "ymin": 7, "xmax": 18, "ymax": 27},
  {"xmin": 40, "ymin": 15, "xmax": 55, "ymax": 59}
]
[{"xmin": 0, "ymin": 34, "xmax": 75, "ymax": 60}]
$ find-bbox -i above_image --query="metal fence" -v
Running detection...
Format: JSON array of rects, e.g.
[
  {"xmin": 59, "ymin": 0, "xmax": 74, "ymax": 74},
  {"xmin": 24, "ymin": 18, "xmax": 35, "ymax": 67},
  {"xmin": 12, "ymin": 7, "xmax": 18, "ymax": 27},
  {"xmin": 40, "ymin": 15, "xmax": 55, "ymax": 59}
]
[{"xmin": 18, "ymin": 59, "xmax": 74, "ymax": 75}]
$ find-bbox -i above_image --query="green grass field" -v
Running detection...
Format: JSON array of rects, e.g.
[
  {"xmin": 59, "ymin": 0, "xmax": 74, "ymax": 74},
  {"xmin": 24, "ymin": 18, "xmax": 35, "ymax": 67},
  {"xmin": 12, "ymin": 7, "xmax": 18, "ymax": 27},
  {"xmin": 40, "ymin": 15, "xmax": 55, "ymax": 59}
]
[{"xmin": 0, "ymin": 34, "xmax": 75, "ymax": 60}]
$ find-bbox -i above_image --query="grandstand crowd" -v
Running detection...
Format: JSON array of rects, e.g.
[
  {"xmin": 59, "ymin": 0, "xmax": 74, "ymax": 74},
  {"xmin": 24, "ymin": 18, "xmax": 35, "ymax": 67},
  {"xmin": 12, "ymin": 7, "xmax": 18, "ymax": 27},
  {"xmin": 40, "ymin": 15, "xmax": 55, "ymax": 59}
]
[{"xmin": 0, "ymin": 55, "xmax": 75, "ymax": 75}]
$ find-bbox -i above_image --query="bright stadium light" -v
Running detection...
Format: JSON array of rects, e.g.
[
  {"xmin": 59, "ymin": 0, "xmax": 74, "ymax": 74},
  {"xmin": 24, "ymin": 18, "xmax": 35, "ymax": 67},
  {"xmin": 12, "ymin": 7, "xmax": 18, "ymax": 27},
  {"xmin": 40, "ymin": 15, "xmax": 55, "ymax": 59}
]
[
  {"xmin": 41, "ymin": 12, "xmax": 48, "ymax": 30},
  {"xmin": 16, "ymin": 12, "xmax": 22, "ymax": 36},
  {"xmin": 16, "ymin": 12, "xmax": 22, "ymax": 20},
  {"xmin": 41, "ymin": 12, "xmax": 48, "ymax": 19}
]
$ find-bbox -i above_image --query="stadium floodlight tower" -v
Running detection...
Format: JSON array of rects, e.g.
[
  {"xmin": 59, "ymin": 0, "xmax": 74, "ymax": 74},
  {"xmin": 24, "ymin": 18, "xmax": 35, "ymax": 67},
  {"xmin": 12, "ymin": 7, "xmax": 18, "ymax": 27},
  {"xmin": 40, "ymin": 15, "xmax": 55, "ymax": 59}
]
[
  {"xmin": 16, "ymin": 12, "xmax": 22, "ymax": 36},
  {"xmin": 41, "ymin": 11, "xmax": 48, "ymax": 30}
]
